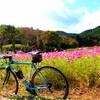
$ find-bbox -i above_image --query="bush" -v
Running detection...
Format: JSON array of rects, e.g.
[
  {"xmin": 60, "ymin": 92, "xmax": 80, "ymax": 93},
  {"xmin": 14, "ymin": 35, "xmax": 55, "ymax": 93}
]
[{"xmin": 3, "ymin": 44, "xmax": 24, "ymax": 52}]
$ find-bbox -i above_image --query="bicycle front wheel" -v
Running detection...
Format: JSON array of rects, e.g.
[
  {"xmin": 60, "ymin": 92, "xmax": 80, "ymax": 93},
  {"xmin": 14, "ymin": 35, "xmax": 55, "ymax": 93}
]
[
  {"xmin": 32, "ymin": 66, "xmax": 69, "ymax": 99},
  {"xmin": 0, "ymin": 67, "xmax": 18, "ymax": 97}
]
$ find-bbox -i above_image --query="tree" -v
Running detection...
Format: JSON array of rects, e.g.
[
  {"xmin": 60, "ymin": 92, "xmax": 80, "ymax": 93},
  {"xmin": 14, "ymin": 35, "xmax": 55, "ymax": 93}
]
[
  {"xmin": 7, "ymin": 25, "xmax": 16, "ymax": 53},
  {"xmin": 0, "ymin": 25, "xmax": 8, "ymax": 52},
  {"xmin": 45, "ymin": 31, "xmax": 62, "ymax": 51},
  {"xmin": 18, "ymin": 27, "xmax": 37, "ymax": 52},
  {"xmin": 37, "ymin": 31, "xmax": 48, "ymax": 51},
  {"xmin": 60, "ymin": 36, "xmax": 69, "ymax": 49},
  {"xmin": 5, "ymin": 25, "xmax": 21, "ymax": 53}
]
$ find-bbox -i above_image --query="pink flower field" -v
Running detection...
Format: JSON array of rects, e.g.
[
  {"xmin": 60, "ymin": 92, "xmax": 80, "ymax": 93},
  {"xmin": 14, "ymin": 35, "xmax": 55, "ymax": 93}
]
[
  {"xmin": 0, "ymin": 46, "xmax": 100, "ymax": 99},
  {"xmin": 6, "ymin": 46, "xmax": 100, "ymax": 61},
  {"xmin": 4, "ymin": 46, "xmax": 99, "ymax": 87}
]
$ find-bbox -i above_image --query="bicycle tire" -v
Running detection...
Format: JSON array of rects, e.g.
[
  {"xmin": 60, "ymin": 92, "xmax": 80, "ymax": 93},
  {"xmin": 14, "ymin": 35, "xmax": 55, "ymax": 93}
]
[
  {"xmin": 31, "ymin": 66, "xmax": 69, "ymax": 100},
  {"xmin": 0, "ymin": 67, "xmax": 18, "ymax": 97}
]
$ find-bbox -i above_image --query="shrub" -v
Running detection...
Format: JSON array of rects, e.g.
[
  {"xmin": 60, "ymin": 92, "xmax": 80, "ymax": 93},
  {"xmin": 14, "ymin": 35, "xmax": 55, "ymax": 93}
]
[{"xmin": 3, "ymin": 44, "xmax": 23, "ymax": 52}]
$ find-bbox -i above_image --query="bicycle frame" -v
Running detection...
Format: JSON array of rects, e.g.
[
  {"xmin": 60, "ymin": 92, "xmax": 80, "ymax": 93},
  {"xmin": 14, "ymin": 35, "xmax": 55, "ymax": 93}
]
[
  {"xmin": 0, "ymin": 54, "xmax": 69, "ymax": 99},
  {"xmin": 4, "ymin": 59, "xmax": 48, "ymax": 91}
]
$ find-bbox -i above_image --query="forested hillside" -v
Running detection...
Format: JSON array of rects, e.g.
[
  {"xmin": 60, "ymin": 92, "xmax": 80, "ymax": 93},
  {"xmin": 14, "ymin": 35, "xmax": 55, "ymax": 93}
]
[
  {"xmin": 0, "ymin": 24, "xmax": 100, "ymax": 52},
  {"xmin": 80, "ymin": 26, "xmax": 100, "ymax": 36}
]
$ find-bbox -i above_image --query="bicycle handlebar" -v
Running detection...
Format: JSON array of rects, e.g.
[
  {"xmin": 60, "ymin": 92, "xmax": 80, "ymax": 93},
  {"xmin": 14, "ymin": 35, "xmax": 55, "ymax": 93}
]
[{"xmin": 2, "ymin": 55, "xmax": 12, "ymax": 61}]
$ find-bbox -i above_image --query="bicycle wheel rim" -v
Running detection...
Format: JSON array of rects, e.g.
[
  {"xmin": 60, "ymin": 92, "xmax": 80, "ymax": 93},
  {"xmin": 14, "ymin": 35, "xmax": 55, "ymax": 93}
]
[
  {"xmin": 0, "ymin": 67, "xmax": 18, "ymax": 97},
  {"xmin": 32, "ymin": 66, "xmax": 69, "ymax": 99}
]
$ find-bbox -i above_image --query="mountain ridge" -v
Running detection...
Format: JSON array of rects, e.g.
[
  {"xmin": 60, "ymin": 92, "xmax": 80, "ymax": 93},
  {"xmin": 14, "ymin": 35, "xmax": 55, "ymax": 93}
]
[{"xmin": 56, "ymin": 25, "xmax": 100, "ymax": 37}]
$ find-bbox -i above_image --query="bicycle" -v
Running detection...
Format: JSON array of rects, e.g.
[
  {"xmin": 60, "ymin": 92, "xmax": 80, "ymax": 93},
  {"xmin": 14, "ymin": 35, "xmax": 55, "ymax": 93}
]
[{"xmin": 0, "ymin": 52, "xmax": 69, "ymax": 99}]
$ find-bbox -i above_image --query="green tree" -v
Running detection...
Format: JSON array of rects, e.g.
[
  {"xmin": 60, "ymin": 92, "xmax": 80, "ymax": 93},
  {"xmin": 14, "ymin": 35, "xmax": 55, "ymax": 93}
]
[
  {"xmin": 5, "ymin": 25, "xmax": 21, "ymax": 53},
  {"xmin": 60, "ymin": 36, "xmax": 69, "ymax": 49},
  {"xmin": 6, "ymin": 25, "xmax": 17, "ymax": 53},
  {"xmin": 45, "ymin": 31, "xmax": 62, "ymax": 51},
  {"xmin": 0, "ymin": 25, "xmax": 8, "ymax": 52}
]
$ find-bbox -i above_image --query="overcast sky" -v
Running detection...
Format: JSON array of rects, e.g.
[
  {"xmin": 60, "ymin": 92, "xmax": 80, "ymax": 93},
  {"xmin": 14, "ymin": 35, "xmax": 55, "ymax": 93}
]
[{"xmin": 0, "ymin": 0, "xmax": 100, "ymax": 33}]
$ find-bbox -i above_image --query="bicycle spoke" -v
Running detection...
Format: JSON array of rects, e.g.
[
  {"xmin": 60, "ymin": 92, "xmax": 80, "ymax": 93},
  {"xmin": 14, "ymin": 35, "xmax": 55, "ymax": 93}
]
[{"xmin": 31, "ymin": 66, "xmax": 69, "ymax": 99}]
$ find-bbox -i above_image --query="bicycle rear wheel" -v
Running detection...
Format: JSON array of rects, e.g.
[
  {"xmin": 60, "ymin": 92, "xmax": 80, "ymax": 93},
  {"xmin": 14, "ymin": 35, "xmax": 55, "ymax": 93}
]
[
  {"xmin": 31, "ymin": 66, "xmax": 69, "ymax": 100},
  {"xmin": 0, "ymin": 67, "xmax": 18, "ymax": 97}
]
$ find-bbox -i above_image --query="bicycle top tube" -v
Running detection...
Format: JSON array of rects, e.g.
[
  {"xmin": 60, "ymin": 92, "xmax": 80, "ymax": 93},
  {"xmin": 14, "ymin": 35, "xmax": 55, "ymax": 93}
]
[
  {"xmin": 0, "ymin": 55, "xmax": 32, "ymax": 65},
  {"xmin": 12, "ymin": 60, "xmax": 32, "ymax": 65}
]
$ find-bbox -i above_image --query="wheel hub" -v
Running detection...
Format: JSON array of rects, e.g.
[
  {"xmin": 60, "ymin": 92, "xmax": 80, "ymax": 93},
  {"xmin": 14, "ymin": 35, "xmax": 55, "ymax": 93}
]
[{"xmin": 47, "ymin": 82, "xmax": 52, "ymax": 88}]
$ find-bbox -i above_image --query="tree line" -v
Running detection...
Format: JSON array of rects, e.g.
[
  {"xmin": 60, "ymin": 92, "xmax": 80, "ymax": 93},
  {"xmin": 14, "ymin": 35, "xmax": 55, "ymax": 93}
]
[{"xmin": 0, "ymin": 24, "xmax": 100, "ymax": 53}]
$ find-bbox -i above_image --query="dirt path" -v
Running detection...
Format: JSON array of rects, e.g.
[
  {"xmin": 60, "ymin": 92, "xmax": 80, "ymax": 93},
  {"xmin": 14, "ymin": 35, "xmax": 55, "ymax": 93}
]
[
  {"xmin": 0, "ymin": 88, "xmax": 100, "ymax": 100},
  {"xmin": 67, "ymin": 88, "xmax": 100, "ymax": 100}
]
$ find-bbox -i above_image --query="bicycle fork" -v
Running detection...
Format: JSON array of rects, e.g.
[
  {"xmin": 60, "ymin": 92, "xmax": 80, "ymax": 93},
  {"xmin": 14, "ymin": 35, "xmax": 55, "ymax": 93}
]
[{"xmin": 2, "ymin": 67, "xmax": 11, "ymax": 86}]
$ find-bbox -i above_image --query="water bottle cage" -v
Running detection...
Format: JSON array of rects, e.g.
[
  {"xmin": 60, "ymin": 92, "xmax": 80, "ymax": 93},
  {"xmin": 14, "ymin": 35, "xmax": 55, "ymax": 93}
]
[{"xmin": 16, "ymin": 70, "xmax": 24, "ymax": 79}]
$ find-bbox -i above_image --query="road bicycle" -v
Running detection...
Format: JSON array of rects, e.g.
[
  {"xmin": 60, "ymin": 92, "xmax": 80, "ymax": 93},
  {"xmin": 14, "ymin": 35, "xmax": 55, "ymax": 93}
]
[{"xmin": 0, "ymin": 52, "xmax": 69, "ymax": 99}]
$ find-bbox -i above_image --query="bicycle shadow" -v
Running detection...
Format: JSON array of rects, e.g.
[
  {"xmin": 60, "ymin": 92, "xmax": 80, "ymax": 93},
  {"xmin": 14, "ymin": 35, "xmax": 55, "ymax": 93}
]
[
  {"xmin": 9, "ymin": 95, "xmax": 47, "ymax": 100},
  {"xmin": 9, "ymin": 95, "xmax": 37, "ymax": 100}
]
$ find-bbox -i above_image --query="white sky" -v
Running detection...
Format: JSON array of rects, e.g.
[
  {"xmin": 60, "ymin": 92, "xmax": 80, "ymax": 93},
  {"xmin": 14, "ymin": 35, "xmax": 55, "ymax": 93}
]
[{"xmin": 0, "ymin": 0, "xmax": 100, "ymax": 33}]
